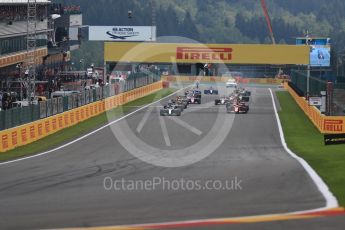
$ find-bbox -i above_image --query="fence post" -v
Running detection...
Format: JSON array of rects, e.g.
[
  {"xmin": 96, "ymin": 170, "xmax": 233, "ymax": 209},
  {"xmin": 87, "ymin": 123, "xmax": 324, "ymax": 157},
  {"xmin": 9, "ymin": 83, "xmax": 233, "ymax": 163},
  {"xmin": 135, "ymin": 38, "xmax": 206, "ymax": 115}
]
[
  {"xmin": 39, "ymin": 101, "xmax": 47, "ymax": 118},
  {"xmin": 63, "ymin": 96, "xmax": 69, "ymax": 111},
  {"xmin": 46, "ymin": 99, "xmax": 52, "ymax": 117},
  {"xmin": 57, "ymin": 97, "xmax": 63, "ymax": 114},
  {"xmin": 0, "ymin": 111, "xmax": 4, "ymax": 130},
  {"xmin": 52, "ymin": 98, "xmax": 58, "ymax": 115}
]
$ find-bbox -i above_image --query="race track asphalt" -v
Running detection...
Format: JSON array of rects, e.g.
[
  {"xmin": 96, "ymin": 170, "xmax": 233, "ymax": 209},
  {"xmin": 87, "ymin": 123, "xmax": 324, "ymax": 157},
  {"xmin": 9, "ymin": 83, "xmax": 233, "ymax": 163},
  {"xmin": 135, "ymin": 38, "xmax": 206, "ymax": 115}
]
[{"xmin": 0, "ymin": 84, "xmax": 342, "ymax": 230}]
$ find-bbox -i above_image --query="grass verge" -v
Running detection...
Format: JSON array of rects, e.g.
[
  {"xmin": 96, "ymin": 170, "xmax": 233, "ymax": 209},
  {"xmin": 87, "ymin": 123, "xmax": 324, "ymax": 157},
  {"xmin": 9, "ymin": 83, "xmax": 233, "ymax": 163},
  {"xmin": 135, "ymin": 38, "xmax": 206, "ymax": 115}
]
[
  {"xmin": 0, "ymin": 88, "xmax": 176, "ymax": 162},
  {"xmin": 276, "ymin": 91, "xmax": 345, "ymax": 206}
]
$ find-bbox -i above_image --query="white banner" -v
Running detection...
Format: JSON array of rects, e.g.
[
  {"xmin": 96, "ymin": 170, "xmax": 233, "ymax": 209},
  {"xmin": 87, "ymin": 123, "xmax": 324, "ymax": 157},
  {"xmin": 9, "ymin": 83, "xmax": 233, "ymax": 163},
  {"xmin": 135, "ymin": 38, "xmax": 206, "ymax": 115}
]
[
  {"xmin": 69, "ymin": 27, "xmax": 79, "ymax": 40},
  {"xmin": 70, "ymin": 14, "xmax": 83, "ymax": 27},
  {"xmin": 89, "ymin": 26, "xmax": 156, "ymax": 41},
  {"xmin": 309, "ymin": 97, "xmax": 322, "ymax": 106}
]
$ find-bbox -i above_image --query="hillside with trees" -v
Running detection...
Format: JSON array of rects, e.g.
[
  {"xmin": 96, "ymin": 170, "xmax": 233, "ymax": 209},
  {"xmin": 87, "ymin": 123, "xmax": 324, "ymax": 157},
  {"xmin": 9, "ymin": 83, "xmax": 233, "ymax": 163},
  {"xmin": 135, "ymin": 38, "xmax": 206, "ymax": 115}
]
[{"xmin": 56, "ymin": 0, "xmax": 345, "ymax": 69}]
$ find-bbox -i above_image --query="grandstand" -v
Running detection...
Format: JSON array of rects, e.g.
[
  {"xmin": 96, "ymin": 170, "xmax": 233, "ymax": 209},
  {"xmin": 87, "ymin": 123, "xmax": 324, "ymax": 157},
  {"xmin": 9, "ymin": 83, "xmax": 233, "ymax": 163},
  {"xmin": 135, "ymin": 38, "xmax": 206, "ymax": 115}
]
[{"xmin": 0, "ymin": 0, "xmax": 84, "ymax": 110}]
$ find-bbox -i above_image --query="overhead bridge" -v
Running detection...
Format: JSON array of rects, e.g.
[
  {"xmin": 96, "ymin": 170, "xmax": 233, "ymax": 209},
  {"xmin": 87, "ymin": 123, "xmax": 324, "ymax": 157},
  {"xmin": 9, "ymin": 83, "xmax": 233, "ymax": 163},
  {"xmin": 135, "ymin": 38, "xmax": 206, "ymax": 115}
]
[
  {"xmin": 104, "ymin": 42, "xmax": 309, "ymax": 65},
  {"xmin": 104, "ymin": 42, "xmax": 310, "ymax": 77}
]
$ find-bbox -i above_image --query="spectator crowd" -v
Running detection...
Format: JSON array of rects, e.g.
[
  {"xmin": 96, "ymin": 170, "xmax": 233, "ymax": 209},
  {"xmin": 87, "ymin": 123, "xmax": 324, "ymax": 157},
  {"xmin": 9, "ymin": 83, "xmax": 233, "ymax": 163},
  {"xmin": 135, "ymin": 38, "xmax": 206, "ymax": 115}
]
[{"xmin": 0, "ymin": 5, "xmax": 47, "ymax": 21}]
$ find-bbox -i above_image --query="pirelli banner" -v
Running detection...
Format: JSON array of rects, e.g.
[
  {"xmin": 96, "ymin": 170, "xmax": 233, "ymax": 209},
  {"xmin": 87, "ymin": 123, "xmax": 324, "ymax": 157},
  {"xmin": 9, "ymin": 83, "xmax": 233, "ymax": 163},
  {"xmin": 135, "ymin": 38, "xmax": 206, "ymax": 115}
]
[{"xmin": 104, "ymin": 42, "xmax": 310, "ymax": 65}]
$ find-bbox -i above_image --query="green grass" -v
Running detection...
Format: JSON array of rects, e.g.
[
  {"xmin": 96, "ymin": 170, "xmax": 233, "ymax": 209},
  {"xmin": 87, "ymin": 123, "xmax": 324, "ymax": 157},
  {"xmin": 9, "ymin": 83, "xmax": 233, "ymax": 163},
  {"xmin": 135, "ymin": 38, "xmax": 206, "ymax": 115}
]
[
  {"xmin": 276, "ymin": 91, "xmax": 345, "ymax": 207},
  {"xmin": 0, "ymin": 88, "xmax": 176, "ymax": 162}
]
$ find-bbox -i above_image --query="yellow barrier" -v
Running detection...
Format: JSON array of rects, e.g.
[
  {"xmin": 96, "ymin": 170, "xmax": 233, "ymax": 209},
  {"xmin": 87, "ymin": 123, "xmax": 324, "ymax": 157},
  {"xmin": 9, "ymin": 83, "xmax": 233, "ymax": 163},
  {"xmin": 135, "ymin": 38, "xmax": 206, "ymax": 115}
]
[
  {"xmin": 162, "ymin": 76, "xmax": 284, "ymax": 84},
  {"xmin": 245, "ymin": 78, "xmax": 284, "ymax": 84},
  {"xmin": 285, "ymin": 82, "xmax": 345, "ymax": 134},
  {"xmin": 162, "ymin": 76, "xmax": 231, "ymax": 83},
  {"xmin": 0, "ymin": 81, "xmax": 163, "ymax": 152}
]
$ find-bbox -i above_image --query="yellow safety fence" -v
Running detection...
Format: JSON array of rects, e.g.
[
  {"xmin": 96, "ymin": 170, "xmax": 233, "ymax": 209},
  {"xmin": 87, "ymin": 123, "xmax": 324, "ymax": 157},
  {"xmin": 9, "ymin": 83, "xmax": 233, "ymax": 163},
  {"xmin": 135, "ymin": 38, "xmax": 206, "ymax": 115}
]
[
  {"xmin": 162, "ymin": 76, "xmax": 230, "ymax": 83},
  {"xmin": 285, "ymin": 82, "xmax": 345, "ymax": 134},
  {"xmin": 161, "ymin": 76, "xmax": 284, "ymax": 84},
  {"xmin": 239, "ymin": 78, "xmax": 285, "ymax": 84},
  {"xmin": 0, "ymin": 81, "xmax": 163, "ymax": 152}
]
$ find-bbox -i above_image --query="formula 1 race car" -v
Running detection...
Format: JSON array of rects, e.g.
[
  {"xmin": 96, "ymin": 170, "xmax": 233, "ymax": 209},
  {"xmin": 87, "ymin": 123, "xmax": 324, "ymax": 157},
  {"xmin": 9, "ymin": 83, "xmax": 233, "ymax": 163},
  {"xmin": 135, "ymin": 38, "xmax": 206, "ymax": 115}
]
[
  {"xmin": 226, "ymin": 102, "xmax": 249, "ymax": 114},
  {"xmin": 228, "ymin": 94, "xmax": 238, "ymax": 103},
  {"xmin": 185, "ymin": 89, "xmax": 202, "ymax": 97},
  {"xmin": 184, "ymin": 90, "xmax": 190, "ymax": 96},
  {"xmin": 176, "ymin": 96, "xmax": 188, "ymax": 108},
  {"xmin": 193, "ymin": 90, "xmax": 202, "ymax": 97},
  {"xmin": 239, "ymin": 96, "xmax": 250, "ymax": 104},
  {"xmin": 239, "ymin": 89, "xmax": 251, "ymax": 97},
  {"xmin": 226, "ymin": 79, "xmax": 238, "ymax": 88},
  {"xmin": 204, "ymin": 87, "xmax": 218, "ymax": 95},
  {"xmin": 173, "ymin": 101, "xmax": 185, "ymax": 111},
  {"xmin": 167, "ymin": 99, "xmax": 185, "ymax": 112},
  {"xmin": 187, "ymin": 94, "xmax": 201, "ymax": 104},
  {"xmin": 175, "ymin": 96, "xmax": 189, "ymax": 109},
  {"xmin": 160, "ymin": 104, "xmax": 182, "ymax": 116},
  {"xmin": 215, "ymin": 96, "xmax": 229, "ymax": 105}
]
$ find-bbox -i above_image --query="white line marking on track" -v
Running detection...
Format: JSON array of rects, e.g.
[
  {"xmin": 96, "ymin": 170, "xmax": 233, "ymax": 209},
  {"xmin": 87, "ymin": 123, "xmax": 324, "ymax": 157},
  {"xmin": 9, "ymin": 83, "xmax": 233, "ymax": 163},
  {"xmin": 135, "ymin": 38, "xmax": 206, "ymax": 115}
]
[
  {"xmin": 158, "ymin": 112, "xmax": 171, "ymax": 147},
  {"xmin": 125, "ymin": 105, "xmax": 161, "ymax": 108},
  {"xmin": 0, "ymin": 86, "xmax": 190, "ymax": 166},
  {"xmin": 168, "ymin": 117, "xmax": 203, "ymax": 136},
  {"xmin": 269, "ymin": 88, "xmax": 338, "ymax": 208},
  {"xmin": 136, "ymin": 103, "xmax": 156, "ymax": 133}
]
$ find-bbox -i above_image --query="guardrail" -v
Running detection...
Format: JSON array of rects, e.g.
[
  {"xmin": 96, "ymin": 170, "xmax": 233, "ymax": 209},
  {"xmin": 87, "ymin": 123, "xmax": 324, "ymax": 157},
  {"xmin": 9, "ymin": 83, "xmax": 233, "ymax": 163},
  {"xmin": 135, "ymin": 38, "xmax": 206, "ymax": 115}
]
[
  {"xmin": 0, "ymin": 80, "xmax": 163, "ymax": 152},
  {"xmin": 284, "ymin": 82, "xmax": 345, "ymax": 134},
  {"xmin": 162, "ymin": 76, "xmax": 284, "ymax": 84}
]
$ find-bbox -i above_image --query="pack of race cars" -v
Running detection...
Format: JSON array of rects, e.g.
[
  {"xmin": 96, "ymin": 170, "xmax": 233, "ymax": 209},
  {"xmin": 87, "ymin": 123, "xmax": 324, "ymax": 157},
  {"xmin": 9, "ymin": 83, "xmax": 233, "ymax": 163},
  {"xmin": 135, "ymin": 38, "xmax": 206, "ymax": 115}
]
[
  {"xmin": 160, "ymin": 89, "xmax": 201, "ymax": 116},
  {"xmin": 160, "ymin": 86, "xmax": 251, "ymax": 116},
  {"xmin": 221, "ymin": 88, "xmax": 251, "ymax": 114}
]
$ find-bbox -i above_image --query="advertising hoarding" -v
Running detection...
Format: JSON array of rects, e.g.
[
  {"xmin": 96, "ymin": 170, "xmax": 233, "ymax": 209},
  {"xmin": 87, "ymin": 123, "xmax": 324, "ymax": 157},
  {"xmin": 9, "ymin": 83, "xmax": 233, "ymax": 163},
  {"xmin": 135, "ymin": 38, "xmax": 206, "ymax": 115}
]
[
  {"xmin": 89, "ymin": 26, "xmax": 156, "ymax": 42},
  {"xmin": 104, "ymin": 42, "xmax": 310, "ymax": 65}
]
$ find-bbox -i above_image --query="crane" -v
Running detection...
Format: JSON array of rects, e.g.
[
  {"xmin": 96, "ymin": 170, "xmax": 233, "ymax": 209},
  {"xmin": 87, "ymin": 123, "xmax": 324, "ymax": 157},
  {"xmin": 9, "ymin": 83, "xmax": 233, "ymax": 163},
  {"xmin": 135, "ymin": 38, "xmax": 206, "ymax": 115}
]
[
  {"xmin": 260, "ymin": 0, "xmax": 276, "ymax": 45},
  {"xmin": 260, "ymin": 0, "xmax": 286, "ymax": 79}
]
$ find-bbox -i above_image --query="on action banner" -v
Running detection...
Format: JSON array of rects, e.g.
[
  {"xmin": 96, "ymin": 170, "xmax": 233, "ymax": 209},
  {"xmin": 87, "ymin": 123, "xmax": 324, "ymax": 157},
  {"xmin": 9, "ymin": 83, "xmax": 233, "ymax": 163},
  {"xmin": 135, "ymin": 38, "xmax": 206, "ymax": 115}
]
[{"xmin": 89, "ymin": 26, "xmax": 156, "ymax": 42}]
